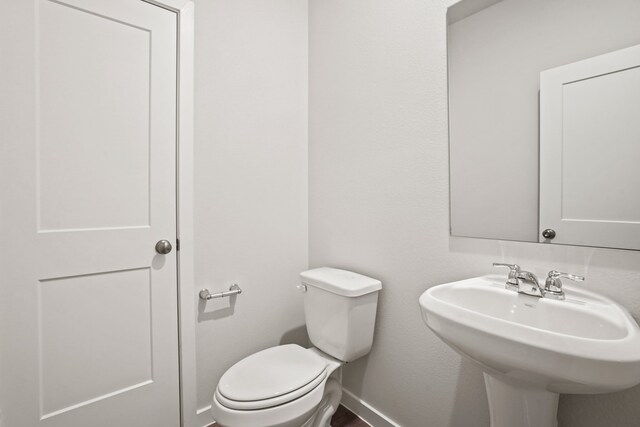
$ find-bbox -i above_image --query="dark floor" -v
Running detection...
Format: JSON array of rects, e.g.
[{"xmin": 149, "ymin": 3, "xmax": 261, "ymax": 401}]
[
  {"xmin": 329, "ymin": 404, "xmax": 370, "ymax": 427},
  {"xmin": 209, "ymin": 404, "xmax": 370, "ymax": 427}
]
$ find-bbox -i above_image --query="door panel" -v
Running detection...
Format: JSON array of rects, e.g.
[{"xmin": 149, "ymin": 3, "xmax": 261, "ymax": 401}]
[
  {"xmin": 540, "ymin": 44, "xmax": 640, "ymax": 250},
  {"xmin": 38, "ymin": 0, "xmax": 152, "ymax": 232},
  {"xmin": 1, "ymin": 1, "xmax": 180, "ymax": 426},
  {"xmin": 560, "ymin": 67, "xmax": 640, "ymax": 222},
  {"xmin": 39, "ymin": 268, "xmax": 153, "ymax": 419}
]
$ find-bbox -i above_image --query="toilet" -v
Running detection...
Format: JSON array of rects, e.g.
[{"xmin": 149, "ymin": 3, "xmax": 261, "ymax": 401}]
[{"xmin": 211, "ymin": 267, "xmax": 382, "ymax": 427}]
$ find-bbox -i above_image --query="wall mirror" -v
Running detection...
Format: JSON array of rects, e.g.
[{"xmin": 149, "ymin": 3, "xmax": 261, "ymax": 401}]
[{"xmin": 447, "ymin": 0, "xmax": 640, "ymax": 250}]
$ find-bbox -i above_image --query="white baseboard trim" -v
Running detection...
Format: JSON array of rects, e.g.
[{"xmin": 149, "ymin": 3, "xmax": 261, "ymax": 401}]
[
  {"xmin": 196, "ymin": 404, "xmax": 214, "ymax": 427},
  {"xmin": 341, "ymin": 388, "xmax": 402, "ymax": 427},
  {"xmin": 196, "ymin": 404, "xmax": 212, "ymax": 416}
]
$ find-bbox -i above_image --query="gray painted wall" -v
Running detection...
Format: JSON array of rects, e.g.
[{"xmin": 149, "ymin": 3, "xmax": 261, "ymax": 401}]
[
  {"xmin": 194, "ymin": 0, "xmax": 309, "ymax": 424},
  {"xmin": 309, "ymin": 0, "xmax": 640, "ymax": 426}
]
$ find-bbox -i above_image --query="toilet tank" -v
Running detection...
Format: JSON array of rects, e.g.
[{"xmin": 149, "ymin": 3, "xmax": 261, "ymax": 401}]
[{"xmin": 300, "ymin": 268, "xmax": 382, "ymax": 362}]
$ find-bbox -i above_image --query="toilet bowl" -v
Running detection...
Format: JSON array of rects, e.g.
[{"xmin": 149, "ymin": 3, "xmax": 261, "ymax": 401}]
[
  {"xmin": 211, "ymin": 268, "xmax": 382, "ymax": 427},
  {"xmin": 212, "ymin": 345, "xmax": 343, "ymax": 427}
]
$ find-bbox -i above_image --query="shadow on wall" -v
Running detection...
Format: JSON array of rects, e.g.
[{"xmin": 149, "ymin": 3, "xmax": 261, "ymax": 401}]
[
  {"xmin": 197, "ymin": 293, "xmax": 240, "ymax": 322},
  {"xmin": 449, "ymin": 358, "xmax": 489, "ymax": 427},
  {"xmin": 196, "ymin": 295, "xmax": 307, "ymax": 346},
  {"xmin": 341, "ymin": 345, "xmax": 488, "ymax": 426},
  {"xmin": 558, "ymin": 384, "xmax": 640, "ymax": 426},
  {"xmin": 332, "ymin": 352, "xmax": 371, "ymax": 398},
  {"xmin": 280, "ymin": 325, "xmax": 310, "ymax": 348}
]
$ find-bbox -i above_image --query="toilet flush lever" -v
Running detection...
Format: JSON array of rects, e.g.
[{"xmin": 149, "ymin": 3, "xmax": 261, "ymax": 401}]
[
  {"xmin": 199, "ymin": 284, "xmax": 242, "ymax": 301},
  {"xmin": 296, "ymin": 284, "xmax": 307, "ymax": 292}
]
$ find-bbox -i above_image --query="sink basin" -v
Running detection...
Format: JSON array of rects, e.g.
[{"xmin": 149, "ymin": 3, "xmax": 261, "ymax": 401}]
[{"xmin": 419, "ymin": 275, "xmax": 640, "ymax": 427}]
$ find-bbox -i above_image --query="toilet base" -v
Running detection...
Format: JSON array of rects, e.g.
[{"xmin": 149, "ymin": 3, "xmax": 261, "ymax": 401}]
[{"xmin": 310, "ymin": 377, "xmax": 342, "ymax": 427}]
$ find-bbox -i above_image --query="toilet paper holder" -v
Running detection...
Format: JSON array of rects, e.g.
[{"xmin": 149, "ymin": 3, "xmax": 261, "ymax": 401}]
[{"xmin": 199, "ymin": 284, "xmax": 242, "ymax": 301}]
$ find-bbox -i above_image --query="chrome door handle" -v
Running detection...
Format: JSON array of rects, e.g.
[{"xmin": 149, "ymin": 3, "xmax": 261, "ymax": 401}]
[{"xmin": 155, "ymin": 240, "xmax": 172, "ymax": 254}]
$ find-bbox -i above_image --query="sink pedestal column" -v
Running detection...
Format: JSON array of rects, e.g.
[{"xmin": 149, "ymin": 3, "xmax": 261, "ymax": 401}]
[{"xmin": 484, "ymin": 373, "xmax": 559, "ymax": 427}]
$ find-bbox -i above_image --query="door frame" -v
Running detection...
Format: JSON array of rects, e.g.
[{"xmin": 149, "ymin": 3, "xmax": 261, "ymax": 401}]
[{"xmin": 141, "ymin": 1, "xmax": 197, "ymax": 426}]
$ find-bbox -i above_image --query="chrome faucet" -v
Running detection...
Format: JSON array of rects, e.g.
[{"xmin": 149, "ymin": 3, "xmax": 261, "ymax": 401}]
[
  {"xmin": 516, "ymin": 270, "xmax": 545, "ymax": 297},
  {"xmin": 493, "ymin": 263, "xmax": 585, "ymax": 299},
  {"xmin": 492, "ymin": 263, "xmax": 544, "ymax": 297}
]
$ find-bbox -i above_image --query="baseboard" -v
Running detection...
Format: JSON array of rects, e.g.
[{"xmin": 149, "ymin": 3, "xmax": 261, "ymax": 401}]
[
  {"xmin": 341, "ymin": 389, "xmax": 402, "ymax": 427},
  {"xmin": 197, "ymin": 404, "xmax": 212, "ymax": 416},
  {"xmin": 196, "ymin": 404, "xmax": 214, "ymax": 427}
]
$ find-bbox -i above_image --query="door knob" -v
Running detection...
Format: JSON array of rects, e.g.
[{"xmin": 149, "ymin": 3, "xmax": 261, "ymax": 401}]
[
  {"xmin": 542, "ymin": 229, "xmax": 556, "ymax": 240},
  {"xmin": 155, "ymin": 240, "xmax": 172, "ymax": 254}
]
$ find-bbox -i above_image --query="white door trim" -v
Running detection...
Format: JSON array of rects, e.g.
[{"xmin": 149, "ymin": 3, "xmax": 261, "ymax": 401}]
[{"xmin": 142, "ymin": 1, "xmax": 197, "ymax": 426}]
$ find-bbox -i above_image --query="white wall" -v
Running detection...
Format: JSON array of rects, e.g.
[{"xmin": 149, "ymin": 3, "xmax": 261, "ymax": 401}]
[
  {"xmin": 193, "ymin": 0, "xmax": 308, "ymax": 424},
  {"xmin": 448, "ymin": 0, "xmax": 640, "ymax": 242},
  {"xmin": 309, "ymin": 1, "xmax": 640, "ymax": 426}
]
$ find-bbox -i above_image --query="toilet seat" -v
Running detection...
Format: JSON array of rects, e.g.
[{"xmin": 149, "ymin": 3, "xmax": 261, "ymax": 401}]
[
  {"xmin": 212, "ymin": 379, "xmax": 325, "ymax": 427},
  {"xmin": 215, "ymin": 370, "xmax": 327, "ymax": 410},
  {"xmin": 215, "ymin": 344, "xmax": 328, "ymax": 410}
]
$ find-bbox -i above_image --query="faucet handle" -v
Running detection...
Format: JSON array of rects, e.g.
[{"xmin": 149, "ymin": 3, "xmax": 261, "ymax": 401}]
[
  {"xmin": 493, "ymin": 262, "xmax": 520, "ymax": 276},
  {"xmin": 493, "ymin": 263, "xmax": 520, "ymax": 288},
  {"xmin": 544, "ymin": 270, "xmax": 584, "ymax": 299},
  {"xmin": 547, "ymin": 270, "xmax": 585, "ymax": 283}
]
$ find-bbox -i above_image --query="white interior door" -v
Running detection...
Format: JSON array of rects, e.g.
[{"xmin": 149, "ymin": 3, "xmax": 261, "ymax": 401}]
[
  {"xmin": 539, "ymin": 44, "xmax": 640, "ymax": 250},
  {"xmin": 0, "ymin": 1, "xmax": 180, "ymax": 426}
]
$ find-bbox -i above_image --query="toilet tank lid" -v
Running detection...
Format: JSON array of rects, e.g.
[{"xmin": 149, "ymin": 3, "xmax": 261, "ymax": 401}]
[{"xmin": 300, "ymin": 267, "xmax": 382, "ymax": 297}]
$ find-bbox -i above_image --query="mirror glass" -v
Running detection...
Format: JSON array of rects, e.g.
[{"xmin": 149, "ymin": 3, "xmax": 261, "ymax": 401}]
[{"xmin": 448, "ymin": 0, "xmax": 640, "ymax": 250}]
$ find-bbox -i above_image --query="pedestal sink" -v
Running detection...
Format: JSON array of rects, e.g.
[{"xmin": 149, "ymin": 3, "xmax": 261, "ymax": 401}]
[{"xmin": 419, "ymin": 275, "xmax": 640, "ymax": 427}]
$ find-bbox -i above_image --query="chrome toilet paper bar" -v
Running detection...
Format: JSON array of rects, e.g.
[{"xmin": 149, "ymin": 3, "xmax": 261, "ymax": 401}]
[{"xmin": 199, "ymin": 284, "xmax": 242, "ymax": 301}]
